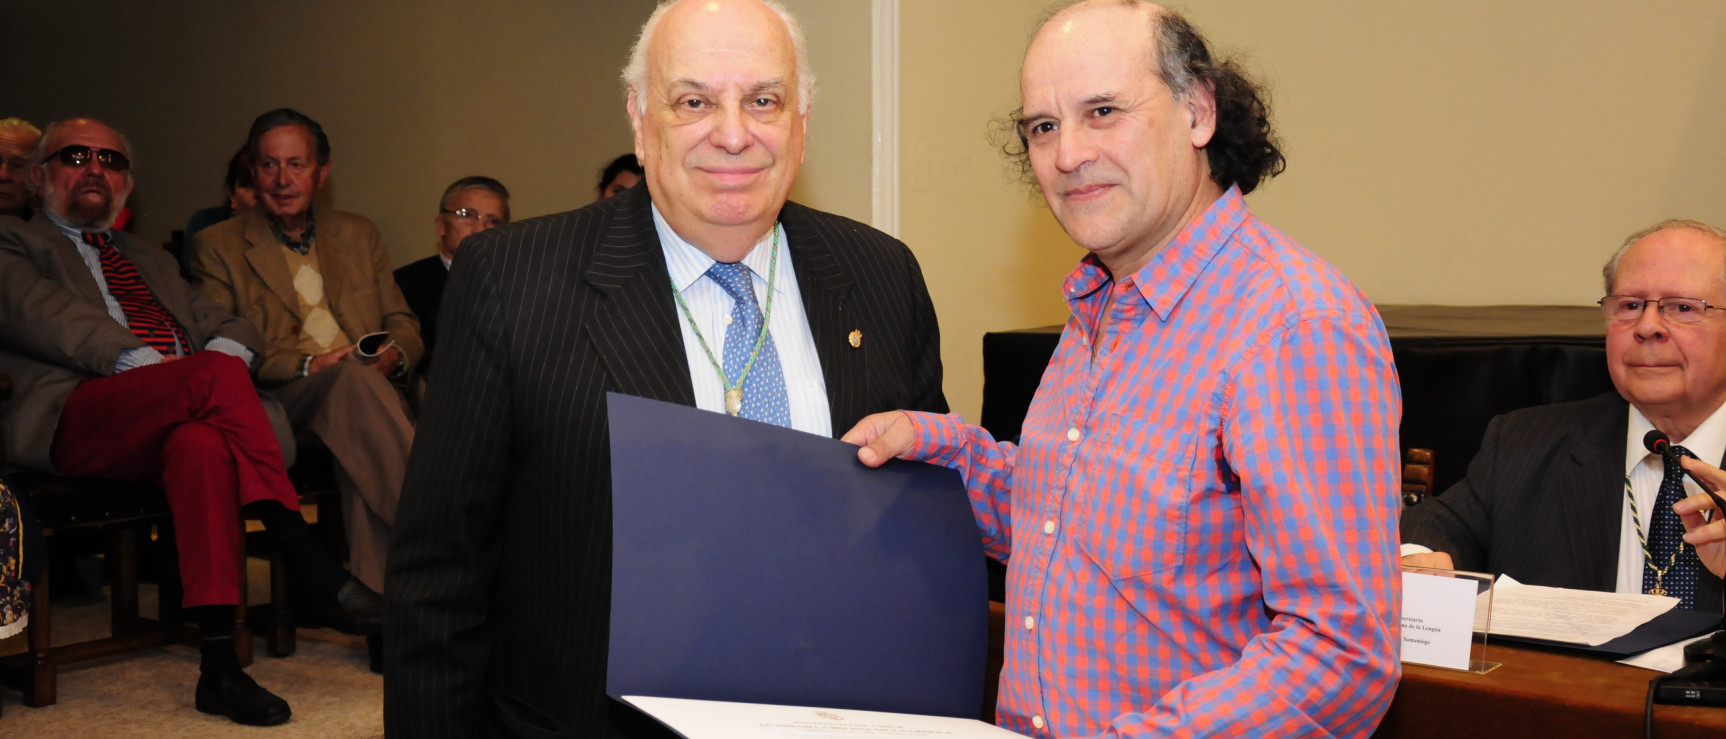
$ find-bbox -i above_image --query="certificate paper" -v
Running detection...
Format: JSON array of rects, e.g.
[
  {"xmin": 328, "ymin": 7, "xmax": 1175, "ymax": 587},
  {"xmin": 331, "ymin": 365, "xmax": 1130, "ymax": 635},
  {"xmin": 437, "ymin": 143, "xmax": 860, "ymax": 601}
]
[{"xmin": 623, "ymin": 696, "xmax": 1029, "ymax": 739}]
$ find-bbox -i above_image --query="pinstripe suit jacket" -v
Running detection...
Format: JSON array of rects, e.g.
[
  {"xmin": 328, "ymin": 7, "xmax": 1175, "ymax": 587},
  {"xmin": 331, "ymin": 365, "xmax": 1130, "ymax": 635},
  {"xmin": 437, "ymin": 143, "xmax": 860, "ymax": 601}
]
[
  {"xmin": 1402, "ymin": 391, "xmax": 1724, "ymax": 611},
  {"xmin": 385, "ymin": 185, "xmax": 947, "ymax": 738}
]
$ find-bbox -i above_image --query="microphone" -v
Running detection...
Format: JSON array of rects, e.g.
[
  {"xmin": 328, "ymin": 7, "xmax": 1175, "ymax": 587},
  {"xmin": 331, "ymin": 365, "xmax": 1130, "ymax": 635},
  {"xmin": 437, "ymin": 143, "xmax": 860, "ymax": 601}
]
[
  {"xmin": 1640, "ymin": 430, "xmax": 1726, "ymax": 701},
  {"xmin": 1641, "ymin": 430, "xmax": 1726, "ymax": 520}
]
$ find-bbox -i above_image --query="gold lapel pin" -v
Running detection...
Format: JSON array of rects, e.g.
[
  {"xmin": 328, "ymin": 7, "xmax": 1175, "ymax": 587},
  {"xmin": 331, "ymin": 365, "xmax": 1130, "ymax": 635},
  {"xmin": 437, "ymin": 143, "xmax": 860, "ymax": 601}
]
[{"xmin": 848, "ymin": 329, "xmax": 863, "ymax": 348}]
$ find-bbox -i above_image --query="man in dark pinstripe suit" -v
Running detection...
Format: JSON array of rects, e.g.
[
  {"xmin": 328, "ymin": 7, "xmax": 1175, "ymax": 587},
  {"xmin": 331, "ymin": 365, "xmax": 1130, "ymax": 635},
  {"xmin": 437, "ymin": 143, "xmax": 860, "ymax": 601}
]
[
  {"xmin": 1403, "ymin": 221, "xmax": 1726, "ymax": 612},
  {"xmin": 384, "ymin": 1, "xmax": 947, "ymax": 736}
]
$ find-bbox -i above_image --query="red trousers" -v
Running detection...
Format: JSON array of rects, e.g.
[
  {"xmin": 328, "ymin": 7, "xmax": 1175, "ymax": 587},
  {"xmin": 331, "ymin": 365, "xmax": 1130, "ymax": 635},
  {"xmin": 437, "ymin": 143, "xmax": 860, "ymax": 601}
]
[{"xmin": 50, "ymin": 352, "xmax": 298, "ymax": 608}]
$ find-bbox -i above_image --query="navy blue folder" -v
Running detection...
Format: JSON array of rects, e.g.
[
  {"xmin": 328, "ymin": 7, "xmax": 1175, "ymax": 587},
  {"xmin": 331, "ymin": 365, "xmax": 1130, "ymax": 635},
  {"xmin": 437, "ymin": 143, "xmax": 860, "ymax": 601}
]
[
  {"xmin": 1491, "ymin": 607, "xmax": 1721, "ymax": 659},
  {"xmin": 605, "ymin": 393, "xmax": 989, "ymax": 719}
]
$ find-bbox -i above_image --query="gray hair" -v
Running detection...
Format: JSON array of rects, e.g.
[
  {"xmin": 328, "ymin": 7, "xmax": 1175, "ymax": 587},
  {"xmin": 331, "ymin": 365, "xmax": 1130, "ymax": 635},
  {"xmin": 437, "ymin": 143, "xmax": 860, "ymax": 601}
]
[
  {"xmin": 1602, "ymin": 219, "xmax": 1726, "ymax": 294},
  {"xmin": 621, "ymin": 0, "xmax": 816, "ymax": 115},
  {"xmin": 0, "ymin": 117, "xmax": 41, "ymax": 143}
]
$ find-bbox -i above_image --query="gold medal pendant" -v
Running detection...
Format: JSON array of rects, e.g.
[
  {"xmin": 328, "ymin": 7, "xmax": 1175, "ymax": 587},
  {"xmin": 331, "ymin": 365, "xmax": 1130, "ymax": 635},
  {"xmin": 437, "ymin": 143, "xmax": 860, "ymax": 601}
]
[{"xmin": 725, "ymin": 388, "xmax": 744, "ymax": 416}]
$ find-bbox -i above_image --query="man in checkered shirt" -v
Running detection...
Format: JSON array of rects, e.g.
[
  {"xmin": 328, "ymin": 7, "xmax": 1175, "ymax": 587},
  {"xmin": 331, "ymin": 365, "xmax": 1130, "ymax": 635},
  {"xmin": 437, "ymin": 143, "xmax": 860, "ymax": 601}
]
[{"xmin": 847, "ymin": 2, "xmax": 1402, "ymax": 736}]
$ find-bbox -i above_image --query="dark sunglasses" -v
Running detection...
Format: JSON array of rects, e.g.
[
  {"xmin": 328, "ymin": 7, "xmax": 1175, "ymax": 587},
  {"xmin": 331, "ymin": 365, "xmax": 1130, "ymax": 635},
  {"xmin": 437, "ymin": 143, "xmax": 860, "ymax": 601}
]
[{"xmin": 41, "ymin": 145, "xmax": 131, "ymax": 172}]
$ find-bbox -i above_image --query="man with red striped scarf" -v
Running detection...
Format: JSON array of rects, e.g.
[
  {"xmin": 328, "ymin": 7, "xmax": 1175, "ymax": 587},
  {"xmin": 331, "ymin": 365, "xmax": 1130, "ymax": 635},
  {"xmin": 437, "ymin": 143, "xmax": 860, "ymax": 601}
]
[{"xmin": 0, "ymin": 118, "xmax": 380, "ymax": 727}]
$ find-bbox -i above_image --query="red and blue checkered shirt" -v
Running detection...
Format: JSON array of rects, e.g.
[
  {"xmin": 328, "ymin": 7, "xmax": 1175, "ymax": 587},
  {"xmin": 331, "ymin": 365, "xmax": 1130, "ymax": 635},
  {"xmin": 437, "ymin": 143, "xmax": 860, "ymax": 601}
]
[{"xmin": 906, "ymin": 188, "xmax": 1402, "ymax": 737}]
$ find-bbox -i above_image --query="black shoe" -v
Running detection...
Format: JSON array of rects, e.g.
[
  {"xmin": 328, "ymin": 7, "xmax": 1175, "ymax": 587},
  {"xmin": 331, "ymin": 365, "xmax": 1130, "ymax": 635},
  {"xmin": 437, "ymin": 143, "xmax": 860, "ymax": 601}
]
[
  {"xmin": 367, "ymin": 632, "xmax": 383, "ymax": 675},
  {"xmin": 195, "ymin": 670, "xmax": 291, "ymax": 727},
  {"xmin": 295, "ymin": 577, "xmax": 384, "ymax": 635}
]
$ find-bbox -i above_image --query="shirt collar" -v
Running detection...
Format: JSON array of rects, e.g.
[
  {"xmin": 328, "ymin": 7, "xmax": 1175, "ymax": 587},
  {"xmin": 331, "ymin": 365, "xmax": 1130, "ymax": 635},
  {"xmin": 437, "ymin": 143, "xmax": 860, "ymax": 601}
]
[
  {"xmin": 1059, "ymin": 185, "xmax": 1248, "ymax": 321},
  {"xmin": 43, "ymin": 209, "xmax": 105, "ymax": 242},
  {"xmin": 1625, "ymin": 400, "xmax": 1726, "ymax": 475},
  {"xmin": 439, "ymin": 254, "xmax": 452, "ymax": 270},
  {"xmin": 269, "ymin": 207, "xmax": 317, "ymax": 254},
  {"xmin": 652, "ymin": 202, "xmax": 789, "ymax": 296}
]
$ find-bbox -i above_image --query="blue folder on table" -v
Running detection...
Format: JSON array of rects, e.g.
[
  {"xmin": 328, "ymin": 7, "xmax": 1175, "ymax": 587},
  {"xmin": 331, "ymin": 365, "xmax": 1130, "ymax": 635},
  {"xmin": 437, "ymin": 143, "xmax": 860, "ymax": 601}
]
[{"xmin": 605, "ymin": 393, "xmax": 989, "ymax": 720}]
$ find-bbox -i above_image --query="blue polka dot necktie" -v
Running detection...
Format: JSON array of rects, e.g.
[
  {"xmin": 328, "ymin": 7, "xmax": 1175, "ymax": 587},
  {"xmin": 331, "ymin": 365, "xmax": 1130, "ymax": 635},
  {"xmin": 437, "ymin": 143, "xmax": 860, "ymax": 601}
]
[
  {"xmin": 707, "ymin": 261, "xmax": 791, "ymax": 428},
  {"xmin": 1643, "ymin": 445, "xmax": 1702, "ymax": 609}
]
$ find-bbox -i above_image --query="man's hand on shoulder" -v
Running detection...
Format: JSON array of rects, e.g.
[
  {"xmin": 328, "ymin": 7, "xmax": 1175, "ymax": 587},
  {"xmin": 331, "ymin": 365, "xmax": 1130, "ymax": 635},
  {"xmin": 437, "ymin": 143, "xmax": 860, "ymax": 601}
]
[{"xmin": 1401, "ymin": 551, "xmax": 1455, "ymax": 570}]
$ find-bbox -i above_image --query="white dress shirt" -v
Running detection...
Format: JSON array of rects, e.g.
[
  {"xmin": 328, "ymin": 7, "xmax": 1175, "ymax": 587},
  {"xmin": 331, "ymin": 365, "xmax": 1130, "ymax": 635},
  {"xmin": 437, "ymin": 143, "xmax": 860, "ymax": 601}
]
[
  {"xmin": 1614, "ymin": 402, "xmax": 1726, "ymax": 594},
  {"xmin": 652, "ymin": 204, "xmax": 831, "ymax": 437}
]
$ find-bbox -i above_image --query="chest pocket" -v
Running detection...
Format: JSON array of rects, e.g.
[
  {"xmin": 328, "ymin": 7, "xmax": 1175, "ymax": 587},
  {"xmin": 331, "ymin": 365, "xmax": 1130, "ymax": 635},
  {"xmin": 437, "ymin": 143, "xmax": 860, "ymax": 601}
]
[{"xmin": 1074, "ymin": 449, "xmax": 1189, "ymax": 582}]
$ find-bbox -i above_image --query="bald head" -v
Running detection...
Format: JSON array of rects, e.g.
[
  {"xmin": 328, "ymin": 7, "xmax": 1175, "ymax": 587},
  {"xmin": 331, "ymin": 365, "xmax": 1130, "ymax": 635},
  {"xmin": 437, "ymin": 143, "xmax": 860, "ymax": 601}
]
[
  {"xmin": 623, "ymin": 0, "xmax": 814, "ymax": 115},
  {"xmin": 624, "ymin": 0, "xmax": 814, "ymax": 261}
]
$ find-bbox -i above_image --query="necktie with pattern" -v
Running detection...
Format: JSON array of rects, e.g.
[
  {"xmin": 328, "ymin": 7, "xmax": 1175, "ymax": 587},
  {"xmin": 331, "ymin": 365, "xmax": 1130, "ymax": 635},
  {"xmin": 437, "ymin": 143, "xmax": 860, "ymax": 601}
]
[
  {"xmin": 1644, "ymin": 445, "xmax": 1702, "ymax": 609},
  {"xmin": 706, "ymin": 261, "xmax": 791, "ymax": 427},
  {"xmin": 84, "ymin": 232, "xmax": 188, "ymax": 356}
]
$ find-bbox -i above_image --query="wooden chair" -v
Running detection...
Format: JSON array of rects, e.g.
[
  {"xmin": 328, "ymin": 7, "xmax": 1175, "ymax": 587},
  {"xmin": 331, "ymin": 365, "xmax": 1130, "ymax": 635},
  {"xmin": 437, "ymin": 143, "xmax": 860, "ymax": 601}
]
[
  {"xmin": 249, "ymin": 446, "xmax": 343, "ymax": 658},
  {"xmin": 1402, "ymin": 448, "xmax": 1435, "ymax": 507}
]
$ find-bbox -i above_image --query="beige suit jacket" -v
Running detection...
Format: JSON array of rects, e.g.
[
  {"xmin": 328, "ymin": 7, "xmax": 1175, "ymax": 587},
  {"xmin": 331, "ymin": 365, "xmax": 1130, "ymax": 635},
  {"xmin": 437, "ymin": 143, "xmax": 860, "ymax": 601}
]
[
  {"xmin": 0, "ymin": 214, "xmax": 263, "ymax": 471},
  {"xmin": 190, "ymin": 207, "xmax": 422, "ymax": 387}
]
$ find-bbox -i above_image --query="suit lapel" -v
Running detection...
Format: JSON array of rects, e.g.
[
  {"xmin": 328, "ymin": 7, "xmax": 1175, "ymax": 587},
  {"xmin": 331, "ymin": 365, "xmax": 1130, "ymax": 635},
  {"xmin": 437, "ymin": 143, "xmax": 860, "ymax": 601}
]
[
  {"xmin": 581, "ymin": 188, "xmax": 694, "ymax": 406},
  {"xmin": 1556, "ymin": 396, "xmax": 1630, "ymax": 591},
  {"xmin": 780, "ymin": 203, "xmax": 863, "ymax": 432},
  {"xmin": 24, "ymin": 216, "xmax": 105, "ymax": 306},
  {"xmin": 240, "ymin": 210, "xmax": 304, "ymax": 316}
]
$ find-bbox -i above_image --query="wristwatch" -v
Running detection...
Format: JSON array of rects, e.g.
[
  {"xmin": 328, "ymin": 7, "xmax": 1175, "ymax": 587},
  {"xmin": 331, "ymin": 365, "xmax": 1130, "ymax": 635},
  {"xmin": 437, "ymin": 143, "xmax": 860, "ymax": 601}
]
[{"xmin": 296, "ymin": 354, "xmax": 313, "ymax": 378}]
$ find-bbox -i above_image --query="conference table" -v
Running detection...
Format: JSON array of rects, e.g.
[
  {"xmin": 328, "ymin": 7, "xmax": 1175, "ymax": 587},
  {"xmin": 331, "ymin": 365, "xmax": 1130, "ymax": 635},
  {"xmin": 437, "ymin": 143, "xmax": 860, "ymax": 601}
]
[{"xmin": 1376, "ymin": 640, "xmax": 1726, "ymax": 737}]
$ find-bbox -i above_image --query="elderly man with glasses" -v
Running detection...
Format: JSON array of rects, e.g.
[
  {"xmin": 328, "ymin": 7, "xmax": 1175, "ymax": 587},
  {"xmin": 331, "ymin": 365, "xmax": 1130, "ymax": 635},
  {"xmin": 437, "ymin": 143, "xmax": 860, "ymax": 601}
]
[
  {"xmin": 0, "ymin": 118, "xmax": 383, "ymax": 726},
  {"xmin": 191, "ymin": 109, "xmax": 420, "ymax": 673},
  {"xmin": 393, "ymin": 176, "xmax": 510, "ymax": 376},
  {"xmin": 1403, "ymin": 219, "xmax": 1726, "ymax": 614}
]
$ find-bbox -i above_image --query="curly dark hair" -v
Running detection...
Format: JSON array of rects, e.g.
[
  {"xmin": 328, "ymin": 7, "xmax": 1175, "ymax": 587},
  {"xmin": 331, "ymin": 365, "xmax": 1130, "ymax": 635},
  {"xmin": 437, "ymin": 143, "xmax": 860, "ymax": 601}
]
[{"xmin": 992, "ymin": 2, "xmax": 1286, "ymax": 195}]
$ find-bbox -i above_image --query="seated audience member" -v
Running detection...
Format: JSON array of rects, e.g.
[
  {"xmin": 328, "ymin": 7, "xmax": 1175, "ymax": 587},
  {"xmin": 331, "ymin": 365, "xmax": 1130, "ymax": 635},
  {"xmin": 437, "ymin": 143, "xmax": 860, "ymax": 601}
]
[
  {"xmin": 1403, "ymin": 219, "xmax": 1726, "ymax": 612},
  {"xmin": 0, "ymin": 118, "xmax": 380, "ymax": 727},
  {"xmin": 0, "ymin": 117, "xmax": 41, "ymax": 219},
  {"xmin": 184, "ymin": 145, "xmax": 257, "ymax": 241},
  {"xmin": 595, "ymin": 152, "xmax": 642, "ymax": 201},
  {"xmin": 190, "ymin": 110, "xmax": 419, "ymax": 668},
  {"xmin": 393, "ymin": 175, "xmax": 510, "ymax": 372}
]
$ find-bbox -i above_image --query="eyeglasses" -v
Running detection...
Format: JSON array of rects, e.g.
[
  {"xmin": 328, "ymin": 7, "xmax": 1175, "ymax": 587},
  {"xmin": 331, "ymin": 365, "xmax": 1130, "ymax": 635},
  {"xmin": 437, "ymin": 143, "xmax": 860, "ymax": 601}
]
[
  {"xmin": 1598, "ymin": 295, "xmax": 1726, "ymax": 324},
  {"xmin": 41, "ymin": 145, "xmax": 131, "ymax": 172},
  {"xmin": 440, "ymin": 208, "xmax": 505, "ymax": 229}
]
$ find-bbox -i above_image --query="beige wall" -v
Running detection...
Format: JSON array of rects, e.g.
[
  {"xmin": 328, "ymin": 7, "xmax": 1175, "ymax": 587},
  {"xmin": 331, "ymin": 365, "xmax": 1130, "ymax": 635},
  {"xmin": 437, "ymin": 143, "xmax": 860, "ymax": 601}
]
[
  {"xmin": 780, "ymin": 0, "xmax": 874, "ymax": 224},
  {"xmin": 0, "ymin": 1, "xmax": 658, "ymax": 268},
  {"xmin": 904, "ymin": 1, "xmax": 1726, "ymax": 422}
]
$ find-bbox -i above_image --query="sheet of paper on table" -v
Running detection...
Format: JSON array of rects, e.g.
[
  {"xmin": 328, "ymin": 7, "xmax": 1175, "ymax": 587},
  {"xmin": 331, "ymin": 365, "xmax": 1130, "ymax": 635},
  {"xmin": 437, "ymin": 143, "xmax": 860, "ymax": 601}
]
[
  {"xmin": 623, "ymin": 696, "xmax": 1030, "ymax": 739},
  {"xmin": 1473, "ymin": 575, "xmax": 1677, "ymax": 646}
]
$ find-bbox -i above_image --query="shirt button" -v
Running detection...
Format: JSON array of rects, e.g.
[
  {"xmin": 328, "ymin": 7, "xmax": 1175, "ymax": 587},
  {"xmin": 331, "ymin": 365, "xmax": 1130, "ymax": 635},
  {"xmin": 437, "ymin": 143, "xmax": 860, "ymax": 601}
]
[
  {"xmin": 1043, "ymin": 520, "xmax": 1055, "ymax": 535},
  {"xmin": 1032, "ymin": 715, "xmax": 1046, "ymax": 730},
  {"xmin": 724, "ymin": 315, "xmax": 733, "ymax": 324},
  {"xmin": 1066, "ymin": 428, "xmax": 1080, "ymax": 442},
  {"xmin": 1023, "ymin": 616, "xmax": 1035, "ymax": 631}
]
